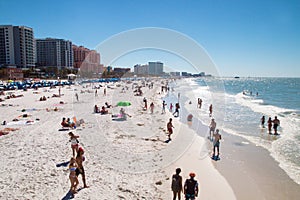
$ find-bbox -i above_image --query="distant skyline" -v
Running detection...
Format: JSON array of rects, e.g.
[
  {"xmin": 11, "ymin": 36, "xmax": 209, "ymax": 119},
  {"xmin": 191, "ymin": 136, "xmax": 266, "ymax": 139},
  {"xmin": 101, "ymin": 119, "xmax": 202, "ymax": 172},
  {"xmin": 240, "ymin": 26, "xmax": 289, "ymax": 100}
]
[{"xmin": 0, "ymin": 0, "xmax": 299, "ymax": 77}]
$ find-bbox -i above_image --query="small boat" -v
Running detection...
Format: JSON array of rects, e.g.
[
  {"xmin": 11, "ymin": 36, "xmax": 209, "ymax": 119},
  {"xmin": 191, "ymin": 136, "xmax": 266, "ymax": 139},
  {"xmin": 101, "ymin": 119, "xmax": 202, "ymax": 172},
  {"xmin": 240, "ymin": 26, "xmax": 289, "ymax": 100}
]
[{"xmin": 234, "ymin": 76, "xmax": 240, "ymax": 79}]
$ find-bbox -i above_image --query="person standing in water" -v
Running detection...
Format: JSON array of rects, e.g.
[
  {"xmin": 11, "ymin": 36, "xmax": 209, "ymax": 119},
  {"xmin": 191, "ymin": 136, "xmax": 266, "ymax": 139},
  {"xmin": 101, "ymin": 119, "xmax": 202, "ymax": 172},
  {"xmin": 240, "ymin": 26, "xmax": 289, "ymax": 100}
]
[
  {"xmin": 261, "ymin": 116, "xmax": 265, "ymax": 128},
  {"xmin": 267, "ymin": 117, "xmax": 272, "ymax": 134},
  {"xmin": 209, "ymin": 104, "xmax": 213, "ymax": 117},
  {"xmin": 209, "ymin": 118, "xmax": 216, "ymax": 141},
  {"xmin": 273, "ymin": 116, "xmax": 280, "ymax": 135}
]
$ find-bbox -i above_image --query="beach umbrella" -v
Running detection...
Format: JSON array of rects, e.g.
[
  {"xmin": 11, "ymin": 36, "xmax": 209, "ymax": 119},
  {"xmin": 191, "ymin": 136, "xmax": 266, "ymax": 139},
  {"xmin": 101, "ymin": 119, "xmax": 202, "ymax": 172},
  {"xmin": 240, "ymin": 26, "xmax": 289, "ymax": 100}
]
[{"xmin": 117, "ymin": 101, "xmax": 131, "ymax": 106}]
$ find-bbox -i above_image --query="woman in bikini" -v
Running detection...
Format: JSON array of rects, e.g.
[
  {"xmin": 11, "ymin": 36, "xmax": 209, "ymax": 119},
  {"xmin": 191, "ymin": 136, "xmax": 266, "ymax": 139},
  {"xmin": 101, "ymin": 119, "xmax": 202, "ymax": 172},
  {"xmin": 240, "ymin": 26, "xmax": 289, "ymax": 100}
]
[
  {"xmin": 69, "ymin": 132, "xmax": 79, "ymax": 156},
  {"xmin": 69, "ymin": 157, "xmax": 79, "ymax": 194}
]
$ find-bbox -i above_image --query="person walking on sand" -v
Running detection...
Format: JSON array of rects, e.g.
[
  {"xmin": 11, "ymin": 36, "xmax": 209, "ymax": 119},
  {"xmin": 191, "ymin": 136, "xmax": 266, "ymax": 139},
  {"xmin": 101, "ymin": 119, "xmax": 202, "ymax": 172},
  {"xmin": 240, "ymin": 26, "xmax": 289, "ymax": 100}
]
[
  {"xmin": 209, "ymin": 118, "xmax": 216, "ymax": 141},
  {"xmin": 197, "ymin": 98, "xmax": 202, "ymax": 109},
  {"xmin": 167, "ymin": 118, "xmax": 174, "ymax": 140},
  {"xmin": 103, "ymin": 88, "xmax": 106, "ymax": 96},
  {"xmin": 69, "ymin": 157, "xmax": 79, "ymax": 194},
  {"xmin": 273, "ymin": 116, "xmax": 280, "ymax": 135},
  {"xmin": 75, "ymin": 93, "xmax": 79, "ymax": 101},
  {"xmin": 267, "ymin": 117, "xmax": 272, "ymax": 134},
  {"xmin": 171, "ymin": 168, "xmax": 183, "ymax": 200},
  {"xmin": 184, "ymin": 173, "xmax": 198, "ymax": 200},
  {"xmin": 150, "ymin": 102, "xmax": 154, "ymax": 114},
  {"xmin": 209, "ymin": 104, "xmax": 213, "ymax": 117},
  {"xmin": 162, "ymin": 100, "xmax": 167, "ymax": 114},
  {"xmin": 143, "ymin": 97, "xmax": 147, "ymax": 110},
  {"xmin": 69, "ymin": 132, "xmax": 80, "ymax": 156},
  {"xmin": 261, "ymin": 116, "xmax": 265, "ymax": 128},
  {"xmin": 170, "ymin": 103, "xmax": 173, "ymax": 112},
  {"xmin": 95, "ymin": 89, "xmax": 98, "ymax": 97},
  {"xmin": 212, "ymin": 129, "xmax": 222, "ymax": 159},
  {"xmin": 76, "ymin": 147, "xmax": 89, "ymax": 188},
  {"xmin": 173, "ymin": 103, "xmax": 180, "ymax": 117}
]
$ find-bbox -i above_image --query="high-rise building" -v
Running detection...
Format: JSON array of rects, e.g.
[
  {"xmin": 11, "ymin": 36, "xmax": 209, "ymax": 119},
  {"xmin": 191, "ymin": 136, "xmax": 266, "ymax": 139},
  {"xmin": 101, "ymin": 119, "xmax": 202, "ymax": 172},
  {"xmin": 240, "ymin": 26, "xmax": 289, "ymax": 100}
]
[
  {"xmin": 72, "ymin": 45, "xmax": 102, "ymax": 73},
  {"xmin": 0, "ymin": 25, "xmax": 35, "ymax": 68},
  {"xmin": 148, "ymin": 61, "xmax": 163, "ymax": 75},
  {"xmin": 134, "ymin": 64, "xmax": 149, "ymax": 75},
  {"xmin": 35, "ymin": 38, "xmax": 73, "ymax": 68}
]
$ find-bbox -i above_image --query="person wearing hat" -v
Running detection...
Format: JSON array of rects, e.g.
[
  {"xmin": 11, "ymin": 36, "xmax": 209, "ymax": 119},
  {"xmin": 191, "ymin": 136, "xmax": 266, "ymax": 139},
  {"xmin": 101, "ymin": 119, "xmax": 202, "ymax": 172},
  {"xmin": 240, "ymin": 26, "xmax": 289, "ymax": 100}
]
[
  {"xmin": 75, "ymin": 147, "xmax": 89, "ymax": 188},
  {"xmin": 212, "ymin": 129, "xmax": 222, "ymax": 159},
  {"xmin": 184, "ymin": 172, "xmax": 198, "ymax": 200}
]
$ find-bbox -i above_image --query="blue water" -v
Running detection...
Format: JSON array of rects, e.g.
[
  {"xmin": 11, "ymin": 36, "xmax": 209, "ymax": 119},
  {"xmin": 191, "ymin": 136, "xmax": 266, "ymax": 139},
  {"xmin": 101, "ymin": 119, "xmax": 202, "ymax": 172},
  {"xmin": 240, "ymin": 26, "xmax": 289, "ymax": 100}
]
[{"xmin": 179, "ymin": 77, "xmax": 300, "ymax": 184}]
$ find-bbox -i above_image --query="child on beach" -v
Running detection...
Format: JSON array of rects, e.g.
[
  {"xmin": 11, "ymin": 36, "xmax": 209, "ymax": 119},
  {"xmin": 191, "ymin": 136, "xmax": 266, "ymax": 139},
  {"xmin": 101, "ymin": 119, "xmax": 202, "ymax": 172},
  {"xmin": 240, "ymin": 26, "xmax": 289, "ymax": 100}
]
[
  {"xmin": 69, "ymin": 132, "xmax": 80, "ymax": 156},
  {"xmin": 69, "ymin": 157, "xmax": 79, "ymax": 194},
  {"xmin": 167, "ymin": 118, "xmax": 174, "ymax": 140}
]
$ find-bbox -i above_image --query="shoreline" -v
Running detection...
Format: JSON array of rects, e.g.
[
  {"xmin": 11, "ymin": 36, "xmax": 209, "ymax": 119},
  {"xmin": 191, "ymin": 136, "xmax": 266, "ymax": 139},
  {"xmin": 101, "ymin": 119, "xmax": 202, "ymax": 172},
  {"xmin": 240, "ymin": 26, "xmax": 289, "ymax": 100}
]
[
  {"xmin": 174, "ymin": 78, "xmax": 300, "ymax": 199},
  {"xmin": 0, "ymin": 78, "xmax": 299, "ymax": 199}
]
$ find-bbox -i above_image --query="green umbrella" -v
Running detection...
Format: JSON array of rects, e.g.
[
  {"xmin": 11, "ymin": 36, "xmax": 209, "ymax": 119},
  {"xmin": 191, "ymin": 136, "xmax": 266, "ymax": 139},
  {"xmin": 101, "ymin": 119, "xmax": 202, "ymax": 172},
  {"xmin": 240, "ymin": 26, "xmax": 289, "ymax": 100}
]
[{"xmin": 117, "ymin": 101, "xmax": 131, "ymax": 106}]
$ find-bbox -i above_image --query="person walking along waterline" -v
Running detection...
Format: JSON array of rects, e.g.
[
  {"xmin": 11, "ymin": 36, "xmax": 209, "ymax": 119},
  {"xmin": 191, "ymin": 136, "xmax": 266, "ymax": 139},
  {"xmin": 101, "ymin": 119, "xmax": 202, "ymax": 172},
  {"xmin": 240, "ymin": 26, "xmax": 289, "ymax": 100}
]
[{"xmin": 212, "ymin": 129, "xmax": 222, "ymax": 159}]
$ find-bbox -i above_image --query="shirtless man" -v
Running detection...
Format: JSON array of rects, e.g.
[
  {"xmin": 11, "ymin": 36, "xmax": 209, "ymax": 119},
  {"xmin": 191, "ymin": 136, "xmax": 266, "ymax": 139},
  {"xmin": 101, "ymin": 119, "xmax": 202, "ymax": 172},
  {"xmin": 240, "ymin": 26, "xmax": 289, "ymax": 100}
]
[
  {"xmin": 272, "ymin": 116, "xmax": 280, "ymax": 135},
  {"xmin": 76, "ymin": 148, "xmax": 89, "ymax": 188},
  {"xmin": 212, "ymin": 129, "xmax": 222, "ymax": 158},
  {"xmin": 209, "ymin": 118, "xmax": 216, "ymax": 141}
]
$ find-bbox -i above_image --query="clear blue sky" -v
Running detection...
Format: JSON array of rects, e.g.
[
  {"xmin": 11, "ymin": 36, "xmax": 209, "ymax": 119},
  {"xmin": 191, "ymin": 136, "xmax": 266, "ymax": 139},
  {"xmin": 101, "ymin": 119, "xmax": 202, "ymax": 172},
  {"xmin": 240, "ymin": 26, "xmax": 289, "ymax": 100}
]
[{"xmin": 1, "ymin": 0, "xmax": 299, "ymax": 77}]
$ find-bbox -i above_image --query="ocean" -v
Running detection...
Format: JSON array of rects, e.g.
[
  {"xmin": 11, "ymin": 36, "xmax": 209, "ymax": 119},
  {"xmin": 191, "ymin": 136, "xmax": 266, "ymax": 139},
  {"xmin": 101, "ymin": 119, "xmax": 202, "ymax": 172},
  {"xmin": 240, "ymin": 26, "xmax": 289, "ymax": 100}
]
[{"xmin": 171, "ymin": 77, "xmax": 300, "ymax": 185}]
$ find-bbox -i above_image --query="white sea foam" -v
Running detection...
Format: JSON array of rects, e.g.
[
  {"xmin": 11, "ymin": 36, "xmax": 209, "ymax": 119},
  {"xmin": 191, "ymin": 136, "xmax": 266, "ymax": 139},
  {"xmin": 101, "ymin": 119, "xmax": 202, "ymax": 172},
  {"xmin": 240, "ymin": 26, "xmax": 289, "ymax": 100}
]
[{"xmin": 181, "ymin": 78, "xmax": 300, "ymax": 185}]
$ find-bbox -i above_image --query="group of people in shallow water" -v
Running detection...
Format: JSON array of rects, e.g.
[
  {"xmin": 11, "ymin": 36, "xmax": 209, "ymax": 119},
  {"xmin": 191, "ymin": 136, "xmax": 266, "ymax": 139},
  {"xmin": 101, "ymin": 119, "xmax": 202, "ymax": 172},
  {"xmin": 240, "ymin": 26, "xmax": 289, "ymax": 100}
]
[
  {"xmin": 261, "ymin": 115, "xmax": 280, "ymax": 135},
  {"xmin": 171, "ymin": 168, "xmax": 199, "ymax": 200},
  {"xmin": 68, "ymin": 132, "xmax": 88, "ymax": 195}
]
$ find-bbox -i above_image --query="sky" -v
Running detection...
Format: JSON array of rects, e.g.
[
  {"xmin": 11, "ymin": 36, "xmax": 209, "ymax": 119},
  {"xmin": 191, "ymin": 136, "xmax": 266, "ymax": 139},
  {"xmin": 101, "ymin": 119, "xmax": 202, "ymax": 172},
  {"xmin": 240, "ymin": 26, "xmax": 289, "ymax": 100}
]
[{"xmin": 0, "ymin": 0, "xmax": 299, "ymax": 77}]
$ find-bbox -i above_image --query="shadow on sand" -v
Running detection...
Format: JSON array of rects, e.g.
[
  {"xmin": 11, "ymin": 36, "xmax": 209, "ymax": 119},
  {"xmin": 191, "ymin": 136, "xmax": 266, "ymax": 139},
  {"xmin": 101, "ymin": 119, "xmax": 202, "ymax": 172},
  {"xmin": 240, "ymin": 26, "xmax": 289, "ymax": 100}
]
[
  {"xmin": 56, "ymin": 161, "xmax": 70, "ymax": 168},
  {"xmin": 61, "ymin": 190, "xmax": 74, "ymax": 200}
]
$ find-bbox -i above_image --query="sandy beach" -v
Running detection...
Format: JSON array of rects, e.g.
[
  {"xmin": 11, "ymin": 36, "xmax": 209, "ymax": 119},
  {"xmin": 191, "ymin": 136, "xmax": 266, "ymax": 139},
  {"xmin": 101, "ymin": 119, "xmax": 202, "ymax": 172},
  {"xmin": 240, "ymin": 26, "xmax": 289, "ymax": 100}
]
[{"xmin": 0, "ymin": 78, "xmax": 299, "ymax": 200}]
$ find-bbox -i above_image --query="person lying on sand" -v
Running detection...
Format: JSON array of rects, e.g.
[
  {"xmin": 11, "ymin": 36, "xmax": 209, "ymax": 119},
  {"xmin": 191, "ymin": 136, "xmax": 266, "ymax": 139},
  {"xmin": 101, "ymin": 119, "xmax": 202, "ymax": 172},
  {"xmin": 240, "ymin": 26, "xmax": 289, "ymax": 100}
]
[
  {"xmin": 0, "ymin": 127, "xmax": 19, "ymax": 136},
  {"xmin": 112, "ymin": 108, "xmax": 131, "ymax": 120}
]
